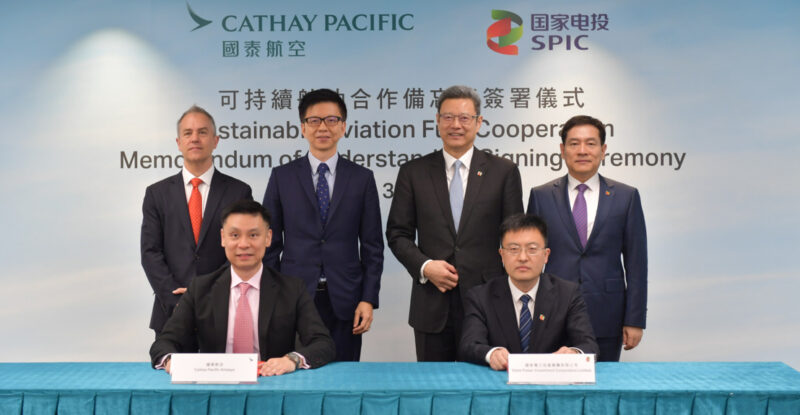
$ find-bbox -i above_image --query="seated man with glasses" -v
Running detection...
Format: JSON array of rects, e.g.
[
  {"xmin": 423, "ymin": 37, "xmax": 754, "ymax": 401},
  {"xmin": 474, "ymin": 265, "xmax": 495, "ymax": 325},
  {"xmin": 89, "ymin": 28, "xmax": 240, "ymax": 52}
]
[{"xmin": 458, "ymin": 213, "xmax": 598, "ymax": 371}]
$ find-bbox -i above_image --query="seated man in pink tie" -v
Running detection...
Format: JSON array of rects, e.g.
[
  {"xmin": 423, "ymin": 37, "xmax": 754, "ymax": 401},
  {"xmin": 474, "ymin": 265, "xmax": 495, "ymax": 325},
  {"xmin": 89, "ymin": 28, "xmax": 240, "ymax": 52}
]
[{"xmin": 150, "ymin": 200, "xmax": 335, "ymax": 376}]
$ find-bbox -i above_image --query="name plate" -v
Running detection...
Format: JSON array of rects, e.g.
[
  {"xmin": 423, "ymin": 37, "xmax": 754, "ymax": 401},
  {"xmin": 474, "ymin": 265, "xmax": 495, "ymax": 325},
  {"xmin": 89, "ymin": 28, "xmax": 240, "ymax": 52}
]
[
  {"xmin": 507, "ymin": 353, "xmax": 596, "ymax": 385},
  {"xmin": 170, "ymin": 353, "xmax": 258, "ymax": 384}
]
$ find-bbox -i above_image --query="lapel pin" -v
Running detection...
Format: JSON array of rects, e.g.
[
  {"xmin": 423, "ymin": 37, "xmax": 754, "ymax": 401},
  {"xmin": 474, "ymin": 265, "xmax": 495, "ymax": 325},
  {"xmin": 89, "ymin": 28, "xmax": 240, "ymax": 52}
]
[
  {"xmin": 605, "ymin": 190, "xmax": 611, "ymax": 196},
  {"xmin": 539, "ymin": 314, "xmax": 545, "ymax": 321},
  {"xmin": 477, "ymin": 171, "xmax": 483, "ymax": 176}
]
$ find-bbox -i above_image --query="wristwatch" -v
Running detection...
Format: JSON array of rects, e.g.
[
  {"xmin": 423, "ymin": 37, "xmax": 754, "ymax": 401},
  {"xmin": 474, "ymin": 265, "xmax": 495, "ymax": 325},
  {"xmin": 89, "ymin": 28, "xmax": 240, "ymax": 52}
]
[{"xmin": 285, "ymin": 352, "xmax": 301, "ymax": 369}]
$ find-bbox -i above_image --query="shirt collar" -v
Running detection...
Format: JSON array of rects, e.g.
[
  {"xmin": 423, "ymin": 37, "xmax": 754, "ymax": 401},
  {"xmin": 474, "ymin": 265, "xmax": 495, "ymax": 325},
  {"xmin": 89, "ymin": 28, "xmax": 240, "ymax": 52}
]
[
  {"xmin": 508, "ymin": 275, "xmax": 540, "ymax": 304},
  {"xmin": 182, "ymin": 165, "xmax": 215, "ymax": 186},
  {"xmin": 230, "ymin": 264, "xmax": 263, "ymax": 291},
  {"xmin": 442, "ymin": 146, "xmax": 474, "ymax": 172},
  {"xmin": 567, "ymin": 172, "xmax": 600, "ymax": 192},
  {"xmin": 308, "ymin": 152, "xmax": 338, "ymax": 176}
]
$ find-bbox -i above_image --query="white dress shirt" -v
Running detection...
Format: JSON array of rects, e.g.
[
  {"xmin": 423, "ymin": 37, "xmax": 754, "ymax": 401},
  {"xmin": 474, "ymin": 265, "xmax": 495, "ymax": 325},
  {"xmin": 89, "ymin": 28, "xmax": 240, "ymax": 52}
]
[
  {"xmin": 484, "ymin": 277, "xmax": 539, "ymax": 363},
  {"xmin": 308, "ymin": 152, "xmax": 338, "ymax": 198},
  {"xmin": 566, "ymin": 173, "xmax": 601, "ymax": 240},
  {"xmin": 419, "ymin": 147, "xmax": 474, "ymax": 281},
  {"xmin": 181, "ymin": 165, "xmax": 215, "ymax": 214}
]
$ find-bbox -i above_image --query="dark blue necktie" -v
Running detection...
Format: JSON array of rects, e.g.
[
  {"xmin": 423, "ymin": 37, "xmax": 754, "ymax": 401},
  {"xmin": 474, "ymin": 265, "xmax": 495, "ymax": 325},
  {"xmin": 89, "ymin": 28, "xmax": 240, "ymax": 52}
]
[
  {"xmin": 519, "ymin": 294, "xmax": 532, "ymax": 352},
  {"xmin": 316, "ymin": 163, "xmax": 330, "ymax": 224}
]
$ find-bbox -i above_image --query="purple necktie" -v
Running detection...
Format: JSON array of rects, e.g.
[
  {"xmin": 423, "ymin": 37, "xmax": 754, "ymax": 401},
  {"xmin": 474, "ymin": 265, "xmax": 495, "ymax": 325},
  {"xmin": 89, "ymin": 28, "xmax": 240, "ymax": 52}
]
[{"xmin": 572, "ymin": 184, "xmax": 589, "ymax": 248}]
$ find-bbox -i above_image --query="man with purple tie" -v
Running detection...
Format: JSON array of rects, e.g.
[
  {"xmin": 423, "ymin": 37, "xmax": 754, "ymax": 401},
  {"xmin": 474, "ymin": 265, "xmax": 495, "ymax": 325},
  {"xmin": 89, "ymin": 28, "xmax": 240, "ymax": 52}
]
[{"xmin": 527, "ymin": 115, "xmax": 647, "ymax": 362}]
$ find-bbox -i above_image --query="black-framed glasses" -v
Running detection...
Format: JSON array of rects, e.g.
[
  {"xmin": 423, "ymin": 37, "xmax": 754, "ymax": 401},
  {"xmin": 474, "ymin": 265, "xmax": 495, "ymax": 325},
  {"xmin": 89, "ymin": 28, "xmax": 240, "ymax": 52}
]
[
  {"xmin": 303, "ymin": 116, "xmax": 343, "ymax": 128},
  {"xmin": 502, "ymin": 245, "xmax": 546, "ymax": 257},
  {"xmin": 438, "ymin": 113, "xmax": 478, "ymax": 124}
]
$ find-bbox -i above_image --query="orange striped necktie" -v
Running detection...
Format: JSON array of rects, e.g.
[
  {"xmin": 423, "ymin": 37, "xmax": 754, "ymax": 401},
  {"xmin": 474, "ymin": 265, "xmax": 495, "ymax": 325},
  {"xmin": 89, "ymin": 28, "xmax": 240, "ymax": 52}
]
[{"xmin": 189, "ymin": 178, "xmax": 203, "ymax": 244}]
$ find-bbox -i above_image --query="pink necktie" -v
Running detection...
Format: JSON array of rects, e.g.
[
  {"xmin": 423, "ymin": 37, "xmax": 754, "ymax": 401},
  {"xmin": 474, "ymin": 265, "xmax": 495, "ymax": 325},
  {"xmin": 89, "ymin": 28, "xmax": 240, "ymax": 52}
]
[
  {"xmin": 188, "ymin": 178, "xmax": 203, "ymax": 244},
  {"xmin": 233, "ymin": 283, "xmax": 254, "ymax": 353}
]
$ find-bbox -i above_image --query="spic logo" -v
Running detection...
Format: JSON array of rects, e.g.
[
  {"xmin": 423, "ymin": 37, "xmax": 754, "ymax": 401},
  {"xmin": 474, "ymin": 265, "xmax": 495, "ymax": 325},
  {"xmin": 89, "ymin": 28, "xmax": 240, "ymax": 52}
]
[{"xmin": 486, "ymin": 10, "xmax": 522, "ymax": 55}]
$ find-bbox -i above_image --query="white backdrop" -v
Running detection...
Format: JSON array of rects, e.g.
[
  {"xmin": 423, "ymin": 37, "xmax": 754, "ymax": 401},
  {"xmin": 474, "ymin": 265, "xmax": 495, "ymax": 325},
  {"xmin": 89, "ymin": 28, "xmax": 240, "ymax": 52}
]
[{"xmin": 1, "ymin": 0, "xmax": 798, "ymax": 369}]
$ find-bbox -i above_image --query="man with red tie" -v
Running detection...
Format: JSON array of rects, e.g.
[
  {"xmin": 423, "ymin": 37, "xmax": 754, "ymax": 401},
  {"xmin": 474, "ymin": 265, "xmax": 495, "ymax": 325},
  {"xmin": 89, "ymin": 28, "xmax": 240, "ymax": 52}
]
[{"xmin": 141, "ymin": 106, "xmax": 252, "ymax": 336}]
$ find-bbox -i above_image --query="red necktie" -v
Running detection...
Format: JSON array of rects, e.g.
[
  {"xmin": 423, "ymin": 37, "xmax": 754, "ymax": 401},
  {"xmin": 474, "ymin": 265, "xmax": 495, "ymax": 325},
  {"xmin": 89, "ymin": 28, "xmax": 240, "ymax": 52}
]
[
  {"xmin": 233, "ymin": 283, "xmax": 254, "ymax": 353},
  {"xmin": 188, "ymin": 178, "xmax": 203, "ymax": 244}
]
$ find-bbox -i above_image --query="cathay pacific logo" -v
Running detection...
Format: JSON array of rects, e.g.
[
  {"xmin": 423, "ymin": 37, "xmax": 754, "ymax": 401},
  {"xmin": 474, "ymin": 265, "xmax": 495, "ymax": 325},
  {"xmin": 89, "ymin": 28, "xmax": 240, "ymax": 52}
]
[{"xmin": 187, "ymin": 2, "xmax": 212, "ymax": 31}]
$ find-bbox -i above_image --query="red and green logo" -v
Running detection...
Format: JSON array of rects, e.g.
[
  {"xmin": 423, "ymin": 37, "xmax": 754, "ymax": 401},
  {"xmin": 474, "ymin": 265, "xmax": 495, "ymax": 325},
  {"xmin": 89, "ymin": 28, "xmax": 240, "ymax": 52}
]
[{"xmin": 487, "ymin": 10, "xmax": 523, "ymax": 55}]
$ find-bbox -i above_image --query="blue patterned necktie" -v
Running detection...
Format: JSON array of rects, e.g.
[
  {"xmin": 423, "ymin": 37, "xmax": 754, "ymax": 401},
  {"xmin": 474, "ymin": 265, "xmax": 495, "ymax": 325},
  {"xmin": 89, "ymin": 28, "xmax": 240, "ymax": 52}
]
[
  {"xmin": 519, "ymin": 294, "xmax": 532, "ymax": 352},
  {"xmin": 572, "ymin": 183, "xmax": 589, "ymax": 248},
  {"xmin": 316, "ymin": 163, "xmax": 330, "ymax": 224},
  {"xmin": 449, "ymin": 160, "xmax": 464, "ymax": 231}
]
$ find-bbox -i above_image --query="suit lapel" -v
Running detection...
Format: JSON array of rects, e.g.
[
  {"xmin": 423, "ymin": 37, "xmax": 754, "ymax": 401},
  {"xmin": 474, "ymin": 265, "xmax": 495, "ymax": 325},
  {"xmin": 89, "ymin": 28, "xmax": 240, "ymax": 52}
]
[
  {"xmin": 553, "ymin": 175, "xmax": 584, "ymax": 251},
  {"xmin": 587, "ymin": 175, "xmax": 614, "ymax": 248},
  {"xmin": 169, "ymin": 172, "xmax": 196, "ymax": 247},
  {"xmin": 211, "ymin": 268, "xmax": 232, "ymax": 352},
  {"xmin": 257, "ymin": 269, "xmax": 279, "ymax": 358},
  {"xmin": 458, "ymin": 148, "xmax": 487, "ymax": 236},
  {"xmin": 491, "ymin": 278, "xmax": 523, "ymax": 353},
  {"xmin": 294, "ymin": 156, "xmax": 324, "ymax": 230},
  {"xmin": 199, "ymin": 170, "xmax": 227, "ymax": 248},
  {"xmin": 530, "ymin": 275, "xmax": 554, "ymax": 353},
  {"xmin": 428, "ymin": 151, "xmax": 457, "ymax": 238},
  {"xmin": 326, "ymin": 156, "xmax": 350, "ymax": 224}
]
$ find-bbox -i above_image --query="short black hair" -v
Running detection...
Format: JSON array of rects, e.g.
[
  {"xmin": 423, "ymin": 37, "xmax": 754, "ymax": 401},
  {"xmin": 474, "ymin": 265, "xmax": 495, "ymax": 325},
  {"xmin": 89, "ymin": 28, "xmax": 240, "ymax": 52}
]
[
  {"xmin": 221, "ymin": 199, "xmax": 271, "ymax": 228},
  {"xmin": 298, "ymin": 88, "xmax": 347, "ymax": 121},
  {"xmin": 560, "ymin": 115, "xmax": 606, "ymax": 145},
  {"xmin": 499, "ymin": 213, "xmax": 548, "ymax": 246}
]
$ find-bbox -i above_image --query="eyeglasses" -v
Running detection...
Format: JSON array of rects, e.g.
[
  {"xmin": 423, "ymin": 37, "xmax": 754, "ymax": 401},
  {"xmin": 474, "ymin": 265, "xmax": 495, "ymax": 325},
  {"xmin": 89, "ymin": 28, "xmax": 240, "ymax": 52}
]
[
  {"xmin": 303, "ymin": 116, "xmax": 343, "ymax": 128},
  {"xmin": 438, "ymin": 113, "xmax": 478, "ymax": 125},
  {"xmin": 502, "ymin": 245, "xmax": 546, "ymax": 257}
]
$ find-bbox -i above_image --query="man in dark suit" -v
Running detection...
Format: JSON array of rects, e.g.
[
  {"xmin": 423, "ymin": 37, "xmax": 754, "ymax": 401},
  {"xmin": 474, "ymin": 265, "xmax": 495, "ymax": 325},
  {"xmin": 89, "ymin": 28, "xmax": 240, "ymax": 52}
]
[
  {"xmin": 527, "ymin": 115, "xmax": 647, "ymax": 362},
  {"xmin": 150, "ymin": 200, "xmax": 335, "ymax": 376},
  {"xmin": 263, "ymin": 89, "xmax": 383, "ymax": 361},
  {"xmin": 141, "ymin": 105, "xmax": 252, "ymax": 335},
  {"xmin": 386, "ymin": 85, "xmax": 523, "ymax": 361},
  {"xmin": 459, "ymin": 213, "xmax": 597, "ymax": 370}
]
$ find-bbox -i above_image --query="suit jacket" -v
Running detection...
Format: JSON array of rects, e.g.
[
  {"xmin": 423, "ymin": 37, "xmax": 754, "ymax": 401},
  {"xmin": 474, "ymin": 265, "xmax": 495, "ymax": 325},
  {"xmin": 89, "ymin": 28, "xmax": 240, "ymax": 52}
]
[
  {"xmin": 262, "ymin": 155, "xmax": 383, "ymax": 321},
  {"xmin": 527, "ymin": 174, "xmax": 647, "ymax": 338},
  {"xmin": 149, "ymin": 265, "xmax": 335, "ymax": 368},
  {"xmin": 141, "ymin": 169, "xmax": 253, "ymax": 332},
  {"xmin": 459, "ymin": 273, "xmax": 598, "ymax": 365},
  {"xmin": 386, "ymin": 148, "xmax": 523, "ymax": 333}
]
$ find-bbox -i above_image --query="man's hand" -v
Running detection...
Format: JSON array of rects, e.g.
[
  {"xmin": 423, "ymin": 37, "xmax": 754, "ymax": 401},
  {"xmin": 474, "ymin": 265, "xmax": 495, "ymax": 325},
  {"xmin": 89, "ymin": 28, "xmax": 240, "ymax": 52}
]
[
  {"xmin": 352, "ymin": 301, "xmax": 374, "ymax": 335},
  {"xmin": 423, "ymin": 260, "xmax": 458, "ymax": 292},
  {"xmin": 553, "ymin": 346, "xmax": 579, "ymax": 354},
  {"xmin": 172, "ymin": 287, "xmax": 187, "ymax": 295},
  {"xmin": 259, "ymin": 356, "xmax": 296, "ymax": 377},
  {"xmin": 489, "ymin": 347, "xmax": 510, "ymax": 371},
  {"xmin": 165, "ymin": 357, "xmax": 172, "ymax": 374},
  {"xmin": 623, "ymin": 326, "xmax": 643, "ymax": 350}
]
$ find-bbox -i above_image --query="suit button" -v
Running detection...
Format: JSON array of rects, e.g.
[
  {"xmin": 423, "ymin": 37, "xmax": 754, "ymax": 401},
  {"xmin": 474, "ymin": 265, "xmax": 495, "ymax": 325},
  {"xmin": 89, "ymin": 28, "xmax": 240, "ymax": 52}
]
[
  {"xmin": 455, "ymin": 246, "xmax": 460, "ymax": 252},
  {"xmin": 321, "ymin": 239, "xmax": 325, "ymax": 244}
]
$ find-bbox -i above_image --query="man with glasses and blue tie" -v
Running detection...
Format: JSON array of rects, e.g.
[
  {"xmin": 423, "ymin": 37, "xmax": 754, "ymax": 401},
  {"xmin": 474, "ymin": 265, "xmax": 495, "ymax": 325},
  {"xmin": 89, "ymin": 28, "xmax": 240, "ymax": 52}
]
[
  {"xmin": 387, "ymin": 85, "xmax": 523, "ymax": 361},
  {"xmin": 262, "ymin": 88, "xmax": 383, "ymax": 362},
  {"xmin": 459, "ymin": 213, "xmax": 597, "ymax": 370}
]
